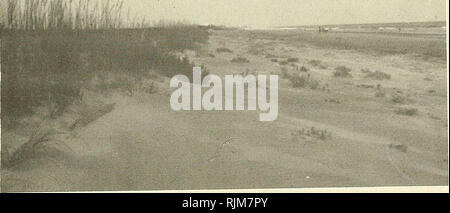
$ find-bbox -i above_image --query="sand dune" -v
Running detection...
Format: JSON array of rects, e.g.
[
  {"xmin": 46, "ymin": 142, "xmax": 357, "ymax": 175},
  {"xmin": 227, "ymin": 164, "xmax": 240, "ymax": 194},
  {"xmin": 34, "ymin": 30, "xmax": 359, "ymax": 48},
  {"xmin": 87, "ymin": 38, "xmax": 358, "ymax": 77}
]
[{"xmin": 2, "ymin": 29, "xmax": 448, "ymax": 192}]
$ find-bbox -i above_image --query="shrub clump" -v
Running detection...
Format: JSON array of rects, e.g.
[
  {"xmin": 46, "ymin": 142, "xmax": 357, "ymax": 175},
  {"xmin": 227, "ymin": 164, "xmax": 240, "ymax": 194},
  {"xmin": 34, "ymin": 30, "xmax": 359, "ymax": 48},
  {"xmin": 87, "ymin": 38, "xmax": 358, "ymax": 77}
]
[
  {"xmin": 216, "ymin": 47, "xmax": 233, "ymax": 53},
  {"xmin": 390, "ymin": 93, "xmax": 406, "ymax": 104},
  {"xmin": 265, "ymin": 53, "xmax": 277, "ymax": 58},
  {"xmin": 333, "ymin": 66, "xmax": 352, "ymax": 77},
  {"xmin": 308, "ymin": 60, "xmax": 322, "ymax": 67},
  {"xmin": 231, "ymin": 56, "xmax": 250, "ymax": 63},
  {"xmin": 394, "ymin": 107, "xmax": 418, "ymax": 116},
  {"xmin": 375, "ymin": 91, "xmax": 386, "ymax": 98},
  {"xmin": 280, "ymin": 67, "xmax": 290, "ymax": 79},
  {"xmin": 299, "ymin": 66, "xmax": 309, "ymax": 72},
  {"xmin": 308, "ymin": 60, "xmax": 327, "ymax": 69},
  {"xmin": 294, "ymin": 127, "xmax": 332, "ymax": 141},
  {"xmin": 279, "ymin": 60, "xmax": 289, "ymax": 65},
  {"xmin": 1, "ymin": 28, "xmax": 208, "ymax": 124},
  {"xmin": 365, "ymin": 70, "xmax": 391, "ymax": 80},
  {"xmin": 290, "ymin": 75, "xmax": 319, "ymax": 89},
  {"xmin": 287, "ymin": 57, "xmax": 299, "ymax": 63}
]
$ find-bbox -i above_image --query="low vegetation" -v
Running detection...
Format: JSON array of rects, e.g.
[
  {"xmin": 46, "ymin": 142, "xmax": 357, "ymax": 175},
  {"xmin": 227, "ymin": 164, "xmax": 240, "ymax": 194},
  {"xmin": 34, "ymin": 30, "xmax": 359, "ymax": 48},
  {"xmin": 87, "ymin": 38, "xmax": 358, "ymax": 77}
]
[
  {"xmin": 325, "ymin": 98, "xmax": 341, "ymax": 104},
  {"xmin": 362, "ymin": 69, "xmax": 391, "ymax": 80},
  {"xmin": 308, "ymin": 60, "xmax": 322, "ymax": 67},
  {"xmin": 394, "ymin": 107, "xmax": 418, "ymax": 116},
  {"xmin": 299, "ymin": 66, "xmax": 309, "ymax": 72},
  {"xmin": 389, "ymin": 143, "xmax": 408, "ymax": 153},
  {"xmin": 278, "ymin": 60, "xmax": 289, "ymax": 65},
  {"xmin": 375, "ymin": 90, "xmax": 386, "ymax": 98},
  {"xmin": 231, "ymin": 56, "xmax": 250, "ymax": 63},
  {"xmin": 1, "ymin": 0, "xmax": 211, "ymax": 168},
  {"xmin": 216, "ymin": 47, "xmax": 233, "ymax": 53},
  {"xmin": 1, "ymin": 0, "xmax": 210, "ymax": 125},
  {"xmin": 287, "ymin": 57, "xmax": 299, "ymax": 63},
  {"xmin": 265, "ymin": 53, "xmax": 277, "ymax": 58},
  {"xmin": 280, "ymin": 67, "xmax": 319, "ymax": 89},
  {"xmin": 293, "ymin": 127, "xmax": 332, "ymax": 142},
  {"xmin": 3, "ymin": 126, "xmax": 69, "ymax": 168},
  {"xmin": 245, "ymin": 25, "xmax": 446, "ymax": 61},
  {"xmin": 290, "ymin": 75, "xmax": 319, "ymax": 89},
  {"xmin": 333, "ymin": 66, "xmax": 352, "ymax": 78},
  {"xmin": 390, "ymin": 93, "xmax": 407, "ymax": 104},
  {"xmin": 308, "ymin": 59, "xmax": 327, "ymax": 69},
  {"xmin": 2, "ymin": 29, "xmax": 208, "ymax": 121},
  {"xmin": 247, "ymin": 43, "xmax": 265, "ymax": 55}
]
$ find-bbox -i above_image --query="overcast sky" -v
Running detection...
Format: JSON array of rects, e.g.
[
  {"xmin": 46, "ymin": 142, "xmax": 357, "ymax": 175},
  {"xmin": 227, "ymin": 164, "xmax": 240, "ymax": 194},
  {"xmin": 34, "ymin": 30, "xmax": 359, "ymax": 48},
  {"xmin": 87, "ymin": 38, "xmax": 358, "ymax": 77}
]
[
  {"xmin": 0, "ymin": 0, "xmax": 446, "ymax": 27},
  {"xmin": 125, "ymin": 0, "xmax": 447, "ymax": 27}
]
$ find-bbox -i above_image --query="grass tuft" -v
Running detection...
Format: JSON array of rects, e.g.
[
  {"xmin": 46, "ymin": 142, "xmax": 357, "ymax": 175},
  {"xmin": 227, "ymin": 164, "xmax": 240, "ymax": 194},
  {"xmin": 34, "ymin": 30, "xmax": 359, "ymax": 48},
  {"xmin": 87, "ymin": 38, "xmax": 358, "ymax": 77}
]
[
  {"xmin": 394, "ymin": 107, "xmax": 418, "ymax": 116},
  {"xmin": 216, "ymin": 47, "xmax": 233, "ymax": 53},
  {"xmin": 231, "ymin": 56, "xmax": 250, "ymax": 63},
  {"xmin": 363, "ymin": 69, "xmax": 391, "ymax": 80},
  {"xmin": 333, "ymin": 66, "xmax": 352, "ymax": 77}
]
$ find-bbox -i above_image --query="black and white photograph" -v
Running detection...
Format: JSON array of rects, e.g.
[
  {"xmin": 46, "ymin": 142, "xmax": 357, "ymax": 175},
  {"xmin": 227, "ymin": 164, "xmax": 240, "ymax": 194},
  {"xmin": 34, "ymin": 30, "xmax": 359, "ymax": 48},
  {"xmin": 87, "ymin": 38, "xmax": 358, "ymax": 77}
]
[{"xmin": 0, "ymin": 0, "xmax": 448, "ymax": 193}]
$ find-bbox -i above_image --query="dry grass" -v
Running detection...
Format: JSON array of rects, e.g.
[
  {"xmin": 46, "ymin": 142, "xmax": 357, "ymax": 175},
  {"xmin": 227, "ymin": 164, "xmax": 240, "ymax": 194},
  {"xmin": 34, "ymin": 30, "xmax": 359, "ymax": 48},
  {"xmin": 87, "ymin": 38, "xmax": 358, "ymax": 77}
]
[
  {"xmin": 231, "ymin": 56, "xmax": 250, "ymax": 63},
  {"xmin": 394, "ymin": 107, "xmax": 418, "ymax": 116},
  {"xmin": 278, "ymin": 60, "xmax": 289, "ymax": 65},
  {"xmin": 375, "ymin": 90, "xmax": 386, "ymax": 98},
  {"xmin": 3, "ymin": 124, "xmax": 68, "ymax": 169},
  {"xmin": 1, "ymin": 29, "xmax": 207, "ymax": 121},
  {"xmin": 265, "ymin": 53, "xmax": 277, "ymax": 58},
  {"xmin": 363, "ymin": 69, "xmax": 391, "ymax": 80},
  {"xmin": 333, "ymin": 66, "xmax": 352, "ymax": 77},
  {"xmin": 252, "ymin": 30, "xmax": 446, "ymax": 61},
  {"xmin": 308, "ymin": 59, "xmax": 327, "ymax": 69},
  {"xmin": 308, "ymin": 59, "xmax": 322, "ymax": 67},
  {"xmin": 293, "ymin": 127, "xmax": 332, "ymax": 142},
  {"xmin": 287, "ymin": 57, "xmax": 299, "ymax": 63},
  {"xmin": 290, "ymin": 74, "xmax": 319, "ymax": 89},
  {"xmin": 216, "ymin": 47, "xmax": 233, "ymax": 53},
  {"xmin": 389, "ymin": 143, "xmax": 408, "ymax": 153},
  {"xmin": 247, "ymin": 42, "xmax": 265, "ymax": 55},
  {"xmin": 3, "ymin": 100, "xmax": 117, "ymax": 169},
  {"xmin": 281, "ymin": 66, "xmax": 319, "ymax": 89},
  {"xmin": 2, "ymin": 0, "xmax": 131, "ymax": 30},
  {"xmin": 299, "ymin": 66, "xmax": 309, "ymax": 72},
  {"xmin": 390, "ymin": 93, "xmax": 407, "ymax": 104},
  {"xmin": 0, "ymin": 0, "xmax": 211, "ymax": 168},
  {"xmin": 70, "ymin": 103, "xmax": 116, "ymax": 129}
]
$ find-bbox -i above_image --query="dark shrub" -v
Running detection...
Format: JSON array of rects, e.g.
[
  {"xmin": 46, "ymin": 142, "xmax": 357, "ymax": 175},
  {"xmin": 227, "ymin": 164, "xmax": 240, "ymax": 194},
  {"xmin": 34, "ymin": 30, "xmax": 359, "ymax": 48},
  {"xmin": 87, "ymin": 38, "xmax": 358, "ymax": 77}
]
[
  {"xmin": 287, "ymin": 57, "xmax": 299, "ymax": 63},
  {"xmin": 231, "ymin": 56, "xmax": 250, "ymax": 63},
  {"xmin": 365, "ymin": 70, "xmax": 391, "ymax": 80},
  {"xmin": 299, "ymin": 66, "xmax": 309, "ymax": 72},
  {"xmin": 394, "ymin": 107, "xmax": 418, "ymax": 116},
  {"xmin": 333, "ymin": 66, "xmax": 352, "ymax": 77},
  {"xmin": 216, "ymin": 47, "xmax": 233, "ymax": 53}
]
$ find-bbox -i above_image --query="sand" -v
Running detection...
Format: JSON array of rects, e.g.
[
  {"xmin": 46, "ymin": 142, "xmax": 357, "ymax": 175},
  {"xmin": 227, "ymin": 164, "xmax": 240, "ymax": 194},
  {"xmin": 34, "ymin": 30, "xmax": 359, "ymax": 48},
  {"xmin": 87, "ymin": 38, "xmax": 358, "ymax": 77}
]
[{"xmin": 2, "ymin": 29, "xmax": 448, "ymax": 192}]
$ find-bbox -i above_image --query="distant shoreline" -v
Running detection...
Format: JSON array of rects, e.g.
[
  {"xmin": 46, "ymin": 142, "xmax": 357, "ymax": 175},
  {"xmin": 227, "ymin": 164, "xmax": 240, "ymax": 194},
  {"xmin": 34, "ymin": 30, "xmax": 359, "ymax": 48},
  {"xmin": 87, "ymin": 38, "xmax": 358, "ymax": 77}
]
[{"xmin": 275, "ymin": 20, "xmax": 446, "ymax": 29}]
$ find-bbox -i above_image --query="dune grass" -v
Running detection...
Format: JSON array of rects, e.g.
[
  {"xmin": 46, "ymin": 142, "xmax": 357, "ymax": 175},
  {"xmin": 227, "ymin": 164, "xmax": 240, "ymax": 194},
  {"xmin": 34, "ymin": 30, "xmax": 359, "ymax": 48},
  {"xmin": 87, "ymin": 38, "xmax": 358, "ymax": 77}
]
[
  {"xmin": 2, "ymin": 0, "xmax": 135, "ymax": 30},
  {"xmin": 1, "ymin": 0, "xmax": 210, "ymax": 127},
  {"xmin": 1, "ymin": 0, "xmax": 211, "ymax": 170}
]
